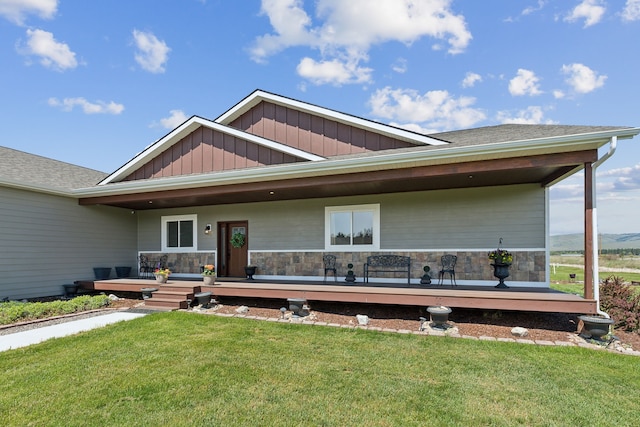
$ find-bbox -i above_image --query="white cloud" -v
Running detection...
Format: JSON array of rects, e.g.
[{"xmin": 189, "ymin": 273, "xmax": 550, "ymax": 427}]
[
  {"xmin": 17, "ymin": 28, "xmax": 77, "ymax": 71},
  {"xmin": 0, "ymin": 0, "xmax": 57, "ymax": 25},
  {"xmin": 522, "ymin": 1, "xmax": 546, "ymax": 16},
  {"xmin": 564, "ymin": 0, "xmax": 606, "ymax": 27},
  {"xmin": 48, "ymin": 97, "xmax": 124, "ymax": 114},
  {"xmin": 622, "ymin": 0, "xmax": 640, "ymax": 21},
  {"xmin": 391, "ymin": 57, "xmax": 408, "ymax": 74},
  {"xmin": 461, "ymin": 72, "xmax": 482, "ymax": 88},
  {"xmin": 132, "ymin": 29, "xmax": 170, "ymax": 73},
  {"xmin": 296, "ymin": 56, "xmax": 372, "ymax": 85},
  {"xmin": 508, "ymin": 69, "xmax": 542, "ymax": 96},
  {"xmin": 251, "ymin": 0, "xmax": 472, "ymax": 85},
  {"xmin": 600, "ymin": 164, "xmax": 640, "ymax": 191},
  {"xmin": 159, "ymin": 109, "xmax": 188, "ymax": 129},
  {"xmin": 496, "ymin": 106, "xmax": 555, "ymax": 124},
  {"xmin": 561, "ymin": 63, "xmax": 606, "ymax": 94},
  {"xmin": 368, "ymin": 86, "xmax": 486, "ymax": 132},
  {"xmin": 553, "ymin": 90, "xmax": 565, "ymax": 99}
]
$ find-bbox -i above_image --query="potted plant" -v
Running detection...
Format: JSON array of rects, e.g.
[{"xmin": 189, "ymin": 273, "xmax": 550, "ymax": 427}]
[
  {"xmin": 488, "ymin": 239, "xmax": 513, "ymax": 288},
  {"xmin": 201, "ymin": 264, "xmax": 216, "ymax": 286},
  {"xmin": 244, "ymin": 265, "xmax": 257, "ymax": 280},
  {"xmin": 420, "ymin": 265, "xmax": 432, "ymax": 285},
  {"xmin": 345, "ymin": 263, "xmax": 356, "ymax": 283},
  {"xmin": 154, "ymin": 267, "xmax": 171, "ymax": 284}
]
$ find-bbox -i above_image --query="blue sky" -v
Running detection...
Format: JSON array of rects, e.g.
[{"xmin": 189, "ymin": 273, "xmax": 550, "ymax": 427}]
[{"xmin": 1, "ymin": 0, "xmax": 639, "ymax": 235}]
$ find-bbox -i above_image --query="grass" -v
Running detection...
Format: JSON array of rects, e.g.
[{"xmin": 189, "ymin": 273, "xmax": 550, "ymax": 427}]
[{"xmin": 1, "ymin": 312, "xmax": 640, "ymax": 426}]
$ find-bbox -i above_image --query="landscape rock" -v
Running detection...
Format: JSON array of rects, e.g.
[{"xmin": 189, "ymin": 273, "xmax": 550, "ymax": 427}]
[
  {"xmin": 511, "ymin": 326, "xmax": 529, "ymax": 337},
  {"xmin": 235, "ymin": 305, "xmax": 249, "ymax": 314}
]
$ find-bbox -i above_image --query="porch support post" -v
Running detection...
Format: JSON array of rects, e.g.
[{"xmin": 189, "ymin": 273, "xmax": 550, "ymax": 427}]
[{"xmin": 584, "ymin": 162, "xmax": 594, "ymax": 300}]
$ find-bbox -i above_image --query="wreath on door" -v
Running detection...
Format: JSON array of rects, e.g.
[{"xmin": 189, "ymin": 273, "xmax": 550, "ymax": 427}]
[{"xmin": 230, "ymin": 232, "xmax": 246, "ymax": 248}]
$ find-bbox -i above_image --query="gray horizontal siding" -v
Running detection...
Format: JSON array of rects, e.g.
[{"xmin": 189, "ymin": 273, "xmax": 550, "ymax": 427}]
[
  {"xmin": 137, "ymin": 184, "xmax": 545, "ymax": 252},
  {"xmin": 0, "ymin": 187, "xmax": 137, "ymax": 299}
]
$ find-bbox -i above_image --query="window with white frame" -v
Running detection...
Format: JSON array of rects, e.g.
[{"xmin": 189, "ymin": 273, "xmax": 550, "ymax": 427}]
[
  {"xmin": 161, "ymin": 215, "xmax": 197, "ymax": 251},
  {"xmin": 325, "ymin": 204, "xmax": 380, "ymax": 250}
]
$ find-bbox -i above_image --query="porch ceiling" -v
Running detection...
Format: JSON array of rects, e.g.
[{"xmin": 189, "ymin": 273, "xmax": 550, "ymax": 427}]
[{"xmin": 79, "ymin": 150, "xmax": 596, "ymax": 210}]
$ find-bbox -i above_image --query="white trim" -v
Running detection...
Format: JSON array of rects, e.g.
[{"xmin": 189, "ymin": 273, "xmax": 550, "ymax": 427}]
[
  {"xmin": 324, "ymin": 204, "xmax": 380, "ymax": 251},
  {"xmin": 215, "ymin": 90, "xmax": 448, "ymax": 147},
  {"xmin": 161, "ymin": 214, "xmax": 198, "ymax": 252}
]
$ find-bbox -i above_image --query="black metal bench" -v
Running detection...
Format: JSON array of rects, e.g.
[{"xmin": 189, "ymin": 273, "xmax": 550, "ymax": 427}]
[{"xmin": 364, "ymin": 255, "xmax": 411, "ymax": 284}]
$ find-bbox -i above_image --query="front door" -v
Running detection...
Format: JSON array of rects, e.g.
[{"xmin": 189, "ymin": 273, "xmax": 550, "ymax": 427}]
[{"xmin": 217, "ymin": 221, "xmax": 248, "ymax": 277}]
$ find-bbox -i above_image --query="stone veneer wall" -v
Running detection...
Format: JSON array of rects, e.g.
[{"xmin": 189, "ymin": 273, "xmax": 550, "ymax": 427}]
[
  {"xmin": 249, "ymin": 251, "xmax": 546, "ymax": 283},
  {"xmin": 141, "ymin": 252, "xmax": 216, "ymax": 274}
]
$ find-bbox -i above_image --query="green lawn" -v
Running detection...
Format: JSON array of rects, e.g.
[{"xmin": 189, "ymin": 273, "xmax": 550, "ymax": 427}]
[{"xmin": 1, "ymin": 312, "xmax": 639, "ymax": 426}]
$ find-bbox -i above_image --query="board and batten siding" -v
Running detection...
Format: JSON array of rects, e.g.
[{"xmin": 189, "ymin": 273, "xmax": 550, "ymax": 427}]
[
  {"xmin": 137, "ymin": 184, "xmax": 544, "ymax": 252},
  {"xmin": 0, "ymin": 187, "xmax": 137, "ymax": 299}
]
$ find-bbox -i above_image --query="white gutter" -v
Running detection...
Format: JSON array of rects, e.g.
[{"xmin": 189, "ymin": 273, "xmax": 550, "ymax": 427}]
[{"xmin": 591, "ymin": 136, "xmax": 617, "ymax": 318}]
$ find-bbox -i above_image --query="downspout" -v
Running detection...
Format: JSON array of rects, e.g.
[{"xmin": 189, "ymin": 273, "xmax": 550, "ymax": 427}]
[{"xmin": 591, "ymin": 136, "xmax": 617, "ymax": 318}]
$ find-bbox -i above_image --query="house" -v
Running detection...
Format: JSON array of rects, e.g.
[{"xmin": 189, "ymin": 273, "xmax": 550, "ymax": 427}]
[{"xmin": 2, "ymin": 90, "xmax": 638, "ymax": 313}]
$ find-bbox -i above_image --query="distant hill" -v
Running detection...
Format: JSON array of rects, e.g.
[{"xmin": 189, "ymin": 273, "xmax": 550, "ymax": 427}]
[{"xmin": 551, "ymin": 233, "xmax": 640, "ymax": 251}]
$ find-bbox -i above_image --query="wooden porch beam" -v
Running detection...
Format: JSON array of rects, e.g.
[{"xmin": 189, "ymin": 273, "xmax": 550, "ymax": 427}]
[{"xmin": 584, "ymin": 163, "xmax": 594, "ymax": 300}]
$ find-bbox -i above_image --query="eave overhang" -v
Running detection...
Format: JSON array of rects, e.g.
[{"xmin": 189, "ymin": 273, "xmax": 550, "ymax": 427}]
[{"xmin": 75, "ymin": 127, "xmax": 639, "ymax": 210}]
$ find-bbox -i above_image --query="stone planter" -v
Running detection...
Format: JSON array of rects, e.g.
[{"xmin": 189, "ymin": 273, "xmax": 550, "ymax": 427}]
[
  {"xmin": 578, "ymin": 315, "xmax": 614, "ymax": 339},
  {"xmin": 287, "ymin": 298, "xmax": 307, "ymax": 317},
  {"xmin": 427, "ymin": 306, "xmax": 452, "ymax": 328},
  {"xmin": 62, "ymin": 283, "xmax": 79, "ymax": 298},
  {"xmin": 93, "ymin": 267, "xmax": 111, "ymax": 280},
  {"xmin": 202, "ymin": 275, "xmax": 216, "ymax": 286},
  {"xmin": 194, "ymin": 291, "xmax": 212, "ymax": 307},
  {"xmin": 115, "ymin": 266, "xmax": 132, "ymax": 278},
  {"xmin": 155, "ymin": 274, "xmax": 168, "ymax": 284},
  {"xmin": 141, "ymin": 287, "xmax": 157, "ymax": 300}
]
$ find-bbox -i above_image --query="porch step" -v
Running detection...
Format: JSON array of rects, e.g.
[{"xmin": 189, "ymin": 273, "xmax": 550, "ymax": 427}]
[
  {"xmin": 144, "ymin": 283, "xmax": 202, "ymax": 311},
  {"xmin": 144, "ymin": 297, "xmax": 188, "ymax": 310}
]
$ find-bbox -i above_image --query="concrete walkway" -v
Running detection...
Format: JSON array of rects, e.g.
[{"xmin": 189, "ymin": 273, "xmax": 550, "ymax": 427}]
[{"xmin": 0, "ymin": 311, "xmax": 147, "ymax": 352}]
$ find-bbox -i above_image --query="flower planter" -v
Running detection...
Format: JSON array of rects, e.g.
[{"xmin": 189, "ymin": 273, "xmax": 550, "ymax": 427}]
[
  {"xmin": 491, "ymin": 263, "xmax": 511, "ymax": 288},
  {"xmin": 115, "ymin": 266, "xmax": 132, "ymax": 278},
  {"xmin": 427, "ymin": 306, "xmax": 452, "ymax": 328},
  {"xmin": 578, "ymin": 315, "xmax": 614, "ymax": 339},
  {"xmin": 155, "ymin": 274, "xmax": 168, "ymax": 284},
  {"xmin": 203, "ymin": 275, "xmax": 216, "ymax": 286},
  {"xmin": 93, "ymin": 267, "xmax": 112, "ymax": 280},
  {"xmin": 244, "ymin": 266, "xmax": 257, "ymax": 280}
]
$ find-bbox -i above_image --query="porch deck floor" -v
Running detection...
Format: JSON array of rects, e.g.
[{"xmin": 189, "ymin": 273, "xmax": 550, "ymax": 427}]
[{"xmin": 81, "ymin": 278, "xmax": 596, "ymax": 314}]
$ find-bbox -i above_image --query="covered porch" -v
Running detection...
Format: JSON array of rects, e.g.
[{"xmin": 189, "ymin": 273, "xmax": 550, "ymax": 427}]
[{"xmin": 79, "ymin": 278, "xmax": 596, "ymax": 314}]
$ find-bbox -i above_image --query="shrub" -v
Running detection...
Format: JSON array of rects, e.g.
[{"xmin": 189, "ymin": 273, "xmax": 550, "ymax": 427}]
[
  {"xmin": 599, "ymin": 275, "xmax": 640, "ymax": 332},
  {"xmin": 0, "ymin": 294, "xmax": 110, "ymax": 325}
]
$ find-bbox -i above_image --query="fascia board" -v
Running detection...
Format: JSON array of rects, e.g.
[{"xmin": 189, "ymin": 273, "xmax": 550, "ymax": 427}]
[
  {"xmin": 215, "ymin": 90, "xmax": 448, "ymax": 147},
  {"xmin": 99, "ymin": 116, "xmax": 324, "ymax": 185},
  {"xmin": 77, "ymin": 127, "xmax": 640, "ymax": 197},
  {"xmin": 1, "ymin": 178, "xmax": 75, "ymax": 198}
]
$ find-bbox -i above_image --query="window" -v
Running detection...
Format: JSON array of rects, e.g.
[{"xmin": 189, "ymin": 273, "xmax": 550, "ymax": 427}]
[
  {"xmin": 325, "ymin": 204, "xmax": 380, "ymax": 250},
  {"xmin": 161, "ymin": 215, "xmax": 197, "ymax": 251}
]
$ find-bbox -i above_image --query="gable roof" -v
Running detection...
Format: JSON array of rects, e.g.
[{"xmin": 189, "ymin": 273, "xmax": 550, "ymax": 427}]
[
  {"xmin": 216, "ymin": 89, "xmax": 448, "ymax": 147},
  {"xmin": 99, "ymin": 115, "xmax": 326, "ymax": 185},
  {"xmin": 0, "ymin": 146, "xmax": 107, "ymax": 195}
]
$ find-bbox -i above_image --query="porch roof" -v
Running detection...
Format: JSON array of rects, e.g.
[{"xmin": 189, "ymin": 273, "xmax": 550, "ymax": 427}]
[{"xmin": 75, "ymin": 125, "xmax": 639, "ymax": 210}]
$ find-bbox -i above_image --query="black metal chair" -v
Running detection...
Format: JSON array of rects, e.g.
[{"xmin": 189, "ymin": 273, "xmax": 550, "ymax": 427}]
[
  {"xmin": 438, "ymin": 254, "xmax": 457, "ymax": 286},
  {"xmin": 139, "ymin": 255, "xmax": 153, "ymax": 279},
  {"xmin": 323, "ymin": 254, "xmax": 337, "ymax": 282}
]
